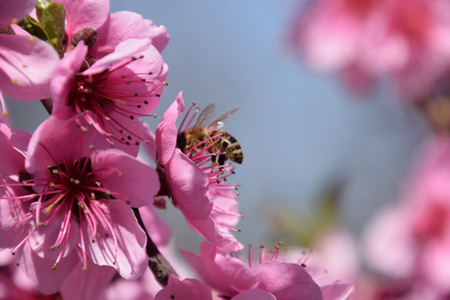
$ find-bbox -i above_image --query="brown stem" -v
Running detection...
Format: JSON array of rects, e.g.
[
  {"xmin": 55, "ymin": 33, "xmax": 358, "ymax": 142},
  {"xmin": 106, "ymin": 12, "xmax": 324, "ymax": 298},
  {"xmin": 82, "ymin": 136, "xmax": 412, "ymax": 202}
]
[
  {"xmin": 132, "ymin": 207, "xmax": 178, "ymax": 286},
  {"xmin": 40, "ymin": 98, "xmax": 53, "ymax": 115}
]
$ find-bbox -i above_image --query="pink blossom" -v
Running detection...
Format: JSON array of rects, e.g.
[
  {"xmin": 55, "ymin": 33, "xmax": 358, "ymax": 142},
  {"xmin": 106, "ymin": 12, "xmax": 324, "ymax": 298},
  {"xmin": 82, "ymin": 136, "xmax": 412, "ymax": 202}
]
[
  {"xmin": 144, "ymin": 92, "xmax": 243, "ymax": 252},
  {"xmin": 155, "ymin": 274, "xmax": 213, "ymax": 300},
  {"xmin": 181, "ymin": 241, "xmax": 325, "ymax": 300},
  {"xmin": 289, "ymin": 0, "xmax": 450, "ymax": 99},
  {"xmin": 281, "ymin": 232, "xmax": 356, "ymax": 300},
  {"xmin": 50, "ymin": 38, "xmax": 168, "ymax": 155},
  {"xmin": 363, "ymin": 136, "xmax": 450, "ymax": 295},
  {"xmin": 0, "ymin": 116, "xmax": 160, "ymax": 295}
]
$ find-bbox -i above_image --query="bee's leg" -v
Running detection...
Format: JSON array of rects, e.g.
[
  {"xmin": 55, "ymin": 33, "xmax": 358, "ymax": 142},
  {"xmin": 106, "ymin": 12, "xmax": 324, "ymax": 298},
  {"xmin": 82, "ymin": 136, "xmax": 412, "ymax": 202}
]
[
  {"xmin": 218, "ymin": 154, "xmax": 226, "ymax": 166},
  {"xmin": 210, "ymin": 154, "xmax": 219, "ymax": 172}
]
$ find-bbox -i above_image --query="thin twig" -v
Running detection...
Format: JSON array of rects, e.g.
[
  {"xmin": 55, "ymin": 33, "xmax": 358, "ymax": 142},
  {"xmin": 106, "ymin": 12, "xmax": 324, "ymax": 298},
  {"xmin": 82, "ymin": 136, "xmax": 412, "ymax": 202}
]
[{"xmin": 132, "ymin": 207, "xmax": 178, "ymax": 286}]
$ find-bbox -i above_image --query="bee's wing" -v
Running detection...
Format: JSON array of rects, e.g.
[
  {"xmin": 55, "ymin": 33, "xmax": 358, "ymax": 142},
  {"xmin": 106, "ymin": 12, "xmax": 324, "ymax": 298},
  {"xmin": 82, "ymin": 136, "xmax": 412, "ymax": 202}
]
[
  {"xmin": 193, "ymin": 103, "xmax": 216, "ymax": 129},
  {"xmin": 208, "ymin": 107, "xmax": 240, "ymax": 130}
]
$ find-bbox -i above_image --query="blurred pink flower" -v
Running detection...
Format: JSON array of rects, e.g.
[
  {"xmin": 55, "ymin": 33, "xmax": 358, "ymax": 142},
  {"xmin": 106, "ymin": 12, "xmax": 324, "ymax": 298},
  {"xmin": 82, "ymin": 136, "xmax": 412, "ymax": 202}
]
[
  {"xmin": 289, "ymin": 0, "xmax": 450, "ymax": 99},
  {"xmin": 144, "ymin": 92, "xmax": 243, "ymax": 253},
  {"xmin": 363, "ymin": 136, "xmax": 450, "ymax": 296},
  {"xmin": 50, "ymin": 38, "xmax": 168, "ymax": 155},
  {"xmin": 0, "ymin": 116, "xmax": 160, "ymax": 295},
  {"xmin": 179, "ymin": 241, "xmax": 351, "ymax": 300}
]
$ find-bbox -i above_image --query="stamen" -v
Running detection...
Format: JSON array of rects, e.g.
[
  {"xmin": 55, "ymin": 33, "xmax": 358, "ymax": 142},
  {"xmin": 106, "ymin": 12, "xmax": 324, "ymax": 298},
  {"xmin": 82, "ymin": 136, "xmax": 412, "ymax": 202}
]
[{"xmin": 178, "ymin": 102, "xmax": 197, "ymax": 134}]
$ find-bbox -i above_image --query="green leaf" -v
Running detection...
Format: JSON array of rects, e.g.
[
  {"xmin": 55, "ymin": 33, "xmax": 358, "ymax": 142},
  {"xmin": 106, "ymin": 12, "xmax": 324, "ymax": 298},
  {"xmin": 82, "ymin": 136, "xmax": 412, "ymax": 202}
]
[{"xmin": 35, "ymin": 0, "xmax": 66, "ymax": 52}]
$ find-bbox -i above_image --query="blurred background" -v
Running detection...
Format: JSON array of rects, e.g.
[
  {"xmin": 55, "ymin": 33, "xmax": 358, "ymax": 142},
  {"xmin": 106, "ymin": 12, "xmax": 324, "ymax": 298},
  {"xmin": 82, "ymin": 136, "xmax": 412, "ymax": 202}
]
[{"xmin": 6, "ymin": 0, "xmax": 430, "ymax": 251}]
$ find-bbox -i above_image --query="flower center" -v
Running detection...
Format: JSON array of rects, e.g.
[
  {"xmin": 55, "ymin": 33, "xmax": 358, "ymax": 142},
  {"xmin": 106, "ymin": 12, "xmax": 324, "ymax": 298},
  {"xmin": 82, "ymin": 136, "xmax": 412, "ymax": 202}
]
[{"xmin": 68, "ymin": 56, "xmax": 166, "ymax": 147}]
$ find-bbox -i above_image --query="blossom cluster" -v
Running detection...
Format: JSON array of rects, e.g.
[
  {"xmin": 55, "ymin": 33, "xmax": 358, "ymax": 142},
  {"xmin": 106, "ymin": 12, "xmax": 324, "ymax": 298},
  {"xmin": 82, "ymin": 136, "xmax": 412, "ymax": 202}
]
[
  {"xmin": 0, "ymin": 0, "xmax": 353, "ymax": 299},
  {"xmin": 289, "ymin": 0, "xmax": 450, "ymax": 100}
]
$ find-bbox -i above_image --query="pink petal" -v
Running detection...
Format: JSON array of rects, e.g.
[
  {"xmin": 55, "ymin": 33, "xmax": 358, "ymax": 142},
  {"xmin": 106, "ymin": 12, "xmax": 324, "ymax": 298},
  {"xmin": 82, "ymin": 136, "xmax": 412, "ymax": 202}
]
[
  {"xmin": 84, "ymin": 200, "xmax": 147, "ymax": 280},
  {"xmin": 181, "ymin": 242, "xmax": 258, "ymax": 297},
  {"xmin": 0, "ymin": 195, "xmax": 29, "ymax": 248},
  {"xmin": 139, "ymin": 205, "xmax": 171, "ymax": 248},
  {"xmin": 60, "ymin": 256, "xmax": 117, "ymax": 300},
  {"xmin": 0, "ymin": 126, "xmax": 30, "ymax": 248},
  {"xmin": 50, "ymin": 42, "xmax": 87, "ymax": 119},
  {"xmin": 210, "ymin": 194, "xmax": 241, "ymax": 227},
  {"xmin": 57, "ymin": 0, "xmax": 109, "ymax": 37},
  {"xmin": 142, "ymin": 121, "xmax": 157, "ymax": 163},
  {"xmin": 91, "ymin": 11, "xmax": 169, "ymax": 58},
  {"xmin": 0, "ymin": 35, "xmax": 59, "ymax": 102},
  {"xmin": 156, "ymin": 92, "xmax": 184, "ymax": 165},
  {"xmin": 83, "ymin": 38, "xmax": 151, "ymax": 75},
  {"xmin": 85, "ymin": 39, "xmax": 168, "ymax": 115},
  {"xmin": 27, "ymin": 202, "xmax": 78, "ymax": 261},
  {"xmin": 166, "ymin": 150, "xmax": 212, "ymax": 220},
  {"xmin": 0, "ymin": 124, "xmax": 26, "ymax": 177},
  {"xmin": 84, "ymin": 111, "xmax": 142, "ymax": 157},
  {"xmin": 17, "ymin": 242, "xmax": 78, "ymax": 295},
  {"xmin": 186, "ymin": 217, "xmax": 243, "ymax": 253},
  {"xmin": 9, "ymin": 128, "xmax": 31, "ymax": 155},
  {"xmin": 91, "ymin": 149, "xmax": 159, "ymax": 207},
  {"xmin": 232, "ymin": 289, "xmax": 277, "ymax": 300},
  {"xmin": 0, "ymin": 0, "xmax": 35, "ymax": 25},
  {"xmin": 155, "ymin": 274, "xmax": 213, "ymax": 300},
  {"xmin": 25, "ymin": 116, "xmax": 97, "ymax": 176},
  {"xmin": 254, "ymin": 261, "xmax": 323, "ymax": 300}
]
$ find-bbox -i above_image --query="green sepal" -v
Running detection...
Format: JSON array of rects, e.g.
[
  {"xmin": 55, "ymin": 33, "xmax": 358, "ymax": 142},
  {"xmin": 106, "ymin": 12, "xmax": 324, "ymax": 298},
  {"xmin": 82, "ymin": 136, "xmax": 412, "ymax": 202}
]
[
  {"xmin": 35, "ymin": 0, "xmax": 66, "ymax": 52},
  {"xmin": 18, "ymin": 16, "xmax": 49, "ymax": 42}
]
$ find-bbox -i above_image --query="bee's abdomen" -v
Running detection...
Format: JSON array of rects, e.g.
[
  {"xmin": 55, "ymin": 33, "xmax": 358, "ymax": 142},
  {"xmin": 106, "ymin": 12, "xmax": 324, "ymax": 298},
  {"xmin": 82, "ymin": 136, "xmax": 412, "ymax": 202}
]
[{"xmin": 222, "ymin": 133, "xmax": 243, "ymax": 164}]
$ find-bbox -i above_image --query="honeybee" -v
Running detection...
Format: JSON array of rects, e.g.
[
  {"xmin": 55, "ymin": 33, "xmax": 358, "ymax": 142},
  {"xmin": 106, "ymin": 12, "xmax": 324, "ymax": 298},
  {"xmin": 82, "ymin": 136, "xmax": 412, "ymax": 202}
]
[{"xmin": 176, "ymin": 103, "xmax": 243, "ymax": 165}]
